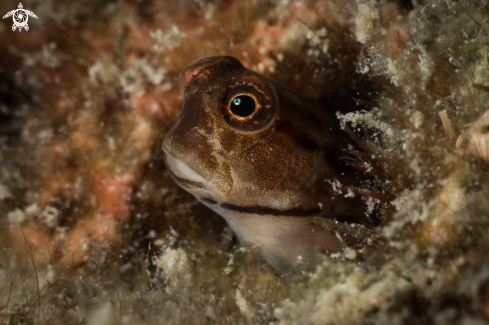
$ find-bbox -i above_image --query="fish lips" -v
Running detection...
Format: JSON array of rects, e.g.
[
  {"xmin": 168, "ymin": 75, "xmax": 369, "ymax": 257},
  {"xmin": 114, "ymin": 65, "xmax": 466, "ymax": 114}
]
[{"xmin": 162, "ymin": 150, "xmax": 217, "ymax": 200}]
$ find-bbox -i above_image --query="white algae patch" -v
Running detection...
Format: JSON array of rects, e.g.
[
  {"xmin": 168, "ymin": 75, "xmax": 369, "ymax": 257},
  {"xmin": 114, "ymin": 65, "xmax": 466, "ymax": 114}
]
[
  {"xmin": 235, "ymin": 289, "xmax": 255, "ymax": 319},
  {"xmin": 156, "ymin": 248, "xmax": 191, "ymax": 280},
  {"xmin": 87, "ymin": 303, "xmax": 119, "ymax": 325},
  {"xmin": 0, "ymin": 183, "xmax": 12, "ymax": 200},
  {"xmin": 275, "ymin": 266, "xmax": 413, "ymax": 325},
  {"xmin": 39, "ymin": 205, "xmax": 59, "ymax": 228},
  {"xmin": 150, "ymin": 25, "xmax": 186, "ymax": 52},
  {"xmin": 353, "ymin": 1, "xmax": 379, "ymax": 44},
  {"xmin": 7, "ymin": 208, "xmax": 25, "ymax": 224}
]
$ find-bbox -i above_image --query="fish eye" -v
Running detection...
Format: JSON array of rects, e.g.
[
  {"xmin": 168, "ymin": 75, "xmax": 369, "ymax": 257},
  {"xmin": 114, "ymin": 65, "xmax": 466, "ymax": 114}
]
[
  {"xmin": 221, "ymin": 74, "xmax": 278, "ymax": 134},
  {"xmin": 230, "ymin": 95, "xmax": 256, "ymax": 117}
]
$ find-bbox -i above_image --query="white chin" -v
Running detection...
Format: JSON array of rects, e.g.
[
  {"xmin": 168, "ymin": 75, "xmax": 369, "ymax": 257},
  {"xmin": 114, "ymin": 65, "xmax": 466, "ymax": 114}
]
[{"xmin": 164, "ymin": 152, "xmax": 207, "ymax": 184}]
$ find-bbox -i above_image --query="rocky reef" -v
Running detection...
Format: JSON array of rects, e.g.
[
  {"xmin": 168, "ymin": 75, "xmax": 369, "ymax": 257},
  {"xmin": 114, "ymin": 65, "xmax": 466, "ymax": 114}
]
[{"xmin": 1, "ymin": 0, "xmax": 489, "ymax": 324}]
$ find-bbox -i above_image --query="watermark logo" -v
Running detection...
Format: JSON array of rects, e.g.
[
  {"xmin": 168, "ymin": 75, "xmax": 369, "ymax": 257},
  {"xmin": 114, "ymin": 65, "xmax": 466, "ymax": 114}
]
[{"xmin": 3, "ymin": 3, "xmax": 38, "ymax": 32}]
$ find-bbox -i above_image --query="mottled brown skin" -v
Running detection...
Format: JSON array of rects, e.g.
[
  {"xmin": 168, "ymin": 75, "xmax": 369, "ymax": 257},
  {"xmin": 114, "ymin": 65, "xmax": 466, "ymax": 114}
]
[{"xmin": 162, "ymin": 56, "xmax": 369, "ymax": 272}]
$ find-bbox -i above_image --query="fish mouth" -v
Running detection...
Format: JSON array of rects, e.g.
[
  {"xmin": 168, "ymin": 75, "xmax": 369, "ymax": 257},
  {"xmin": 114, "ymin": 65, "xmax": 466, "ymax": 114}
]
[{"xmin": 162, "ymin": 151, "xmax": 213, "ymax": 195}]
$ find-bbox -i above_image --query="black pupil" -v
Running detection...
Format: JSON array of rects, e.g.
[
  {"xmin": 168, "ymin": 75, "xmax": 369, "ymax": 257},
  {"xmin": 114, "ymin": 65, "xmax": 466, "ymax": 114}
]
[{"xmin": 230, "ymin": 95, "xmax": 255, "ymax": 117}]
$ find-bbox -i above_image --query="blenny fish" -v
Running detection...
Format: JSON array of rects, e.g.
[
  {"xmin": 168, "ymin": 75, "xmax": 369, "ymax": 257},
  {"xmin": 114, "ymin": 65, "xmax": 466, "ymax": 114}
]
[{"xmin": 162, "ymin": 56, "xmax": 375, "ymax": 272}]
